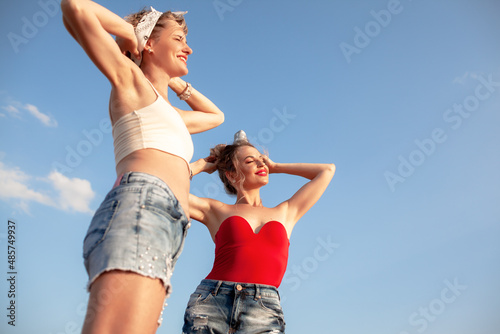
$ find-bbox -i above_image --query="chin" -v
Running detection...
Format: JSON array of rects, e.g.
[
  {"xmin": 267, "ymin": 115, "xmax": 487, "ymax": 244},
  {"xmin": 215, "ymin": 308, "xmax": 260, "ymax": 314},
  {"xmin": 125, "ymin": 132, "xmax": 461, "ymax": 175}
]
[
  {"xmin": 168, "ymin": 68, "xmax": 188, "ymax": 78},
  {"xmin": 179, "ymin": 65, "xmax": 189, "ymax": 75}
]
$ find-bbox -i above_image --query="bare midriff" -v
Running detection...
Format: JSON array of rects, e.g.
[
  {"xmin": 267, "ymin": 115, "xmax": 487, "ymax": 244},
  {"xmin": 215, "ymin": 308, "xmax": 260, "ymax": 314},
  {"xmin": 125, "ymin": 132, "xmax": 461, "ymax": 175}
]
[{"xmin": 116, "ymin": 149, "xmax": 190, "ymax": 215}]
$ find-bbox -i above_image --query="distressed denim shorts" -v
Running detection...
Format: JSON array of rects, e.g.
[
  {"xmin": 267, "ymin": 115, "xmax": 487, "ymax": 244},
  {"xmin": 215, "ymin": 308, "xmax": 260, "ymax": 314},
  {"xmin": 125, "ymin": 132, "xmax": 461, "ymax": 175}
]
[
  {"xmin": 182, "ymin": 279, "xmax": 286, "ymax": 334},
  {"xmin": 83, "ymin": 171, "xmax": 190, "ymax": 297}
]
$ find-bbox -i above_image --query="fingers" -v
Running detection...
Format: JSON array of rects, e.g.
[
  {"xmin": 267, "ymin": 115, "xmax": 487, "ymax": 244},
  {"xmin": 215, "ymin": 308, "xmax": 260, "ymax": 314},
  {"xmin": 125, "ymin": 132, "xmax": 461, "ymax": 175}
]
[
  {"xmin": 132, "ymin": 49, "xmax": 141, "ymax": 61},
  {"xmin": 205, "ymin": 160, "xmax": 217, "ymax": 174},
  {"xmin": 116, "ymin": 37, "xmax": 140, "ymax": 61},
  {"xmin": 204, "ymin": 155, "xmax": 217, "ymax": 163}
]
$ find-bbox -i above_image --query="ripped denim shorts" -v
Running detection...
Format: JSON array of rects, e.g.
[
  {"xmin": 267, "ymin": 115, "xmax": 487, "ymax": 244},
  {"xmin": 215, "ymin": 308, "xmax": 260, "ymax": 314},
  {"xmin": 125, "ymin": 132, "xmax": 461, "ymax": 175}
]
[
  {"xmin": 83, "ymin": 171, "xmax": 191, "ymax": 299},
  {"xmin": 183, "ymin": 279, "xmax": 286, "ymax": 334}
]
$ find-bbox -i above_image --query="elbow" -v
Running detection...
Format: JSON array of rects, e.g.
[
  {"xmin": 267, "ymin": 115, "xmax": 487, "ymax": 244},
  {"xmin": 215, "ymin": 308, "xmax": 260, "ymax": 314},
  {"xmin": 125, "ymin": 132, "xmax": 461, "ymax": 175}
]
[
  {"xmin": 201, "ymin": 112, "xmax": 224, "ymax": 132},
  {"xmin": 61, "ymin": 0, "xmax": 83, "ymax": 18},
  {"xmin": 215, "ymin": 112, "xmax": 225, "ymax": 127},
  {"xmin": 326, "ymin": 163, "xmax": 336, "ymax": 176},
  {"xmin": 60, "ymin": 0, "xmax": 73, "ymax": 13}
]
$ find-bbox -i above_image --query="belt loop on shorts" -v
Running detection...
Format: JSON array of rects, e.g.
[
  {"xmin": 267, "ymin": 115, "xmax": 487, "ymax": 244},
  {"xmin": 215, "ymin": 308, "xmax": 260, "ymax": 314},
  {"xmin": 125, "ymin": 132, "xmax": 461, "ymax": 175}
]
[
  {"xmin": 254, "ymin": 284, "xmax": 261, "ymax": 301},
  {"xmin": 213, "ymin": 280, "xmax": 223, "ymax": 296},
  {"xmin": 125, "ymin": 171, "xmax": 134, "ymax": 183},
  {"xmin": 120, "ymin": 171, "xmax": 130, "ymax": 185}
]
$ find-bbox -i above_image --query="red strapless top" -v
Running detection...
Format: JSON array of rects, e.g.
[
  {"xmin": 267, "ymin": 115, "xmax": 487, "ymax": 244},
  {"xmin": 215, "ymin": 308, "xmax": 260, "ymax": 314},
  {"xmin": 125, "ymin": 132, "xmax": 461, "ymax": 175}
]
[{"xmin": 205, "ymin": 216, "xmax": 290, "ymax": 288}]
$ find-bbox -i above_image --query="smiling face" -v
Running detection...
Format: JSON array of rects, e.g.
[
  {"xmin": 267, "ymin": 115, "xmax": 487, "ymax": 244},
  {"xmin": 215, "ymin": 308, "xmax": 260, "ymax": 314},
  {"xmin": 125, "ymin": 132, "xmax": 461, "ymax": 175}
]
[
  {"xmin": 232, "ymin": 146, "xmax": 269, "ymax": 190},
  {"xmin": 147, "ymin": 20, "xmax": 192, "ymax": 77}
]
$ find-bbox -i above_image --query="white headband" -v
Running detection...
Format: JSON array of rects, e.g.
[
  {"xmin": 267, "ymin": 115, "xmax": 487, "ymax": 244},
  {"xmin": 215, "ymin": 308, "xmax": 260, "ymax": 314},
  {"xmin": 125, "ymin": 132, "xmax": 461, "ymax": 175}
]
[{"xmin": 133, "ymin": 6, "xmax": 187, "ymax": 66}]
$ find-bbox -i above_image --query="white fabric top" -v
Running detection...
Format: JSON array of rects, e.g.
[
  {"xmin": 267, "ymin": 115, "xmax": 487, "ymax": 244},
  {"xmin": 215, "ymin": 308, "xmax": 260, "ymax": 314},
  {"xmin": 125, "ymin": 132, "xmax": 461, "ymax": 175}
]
[{"xmin": 112, "ymin": 80, "xmax": 193, "ymax": 169}]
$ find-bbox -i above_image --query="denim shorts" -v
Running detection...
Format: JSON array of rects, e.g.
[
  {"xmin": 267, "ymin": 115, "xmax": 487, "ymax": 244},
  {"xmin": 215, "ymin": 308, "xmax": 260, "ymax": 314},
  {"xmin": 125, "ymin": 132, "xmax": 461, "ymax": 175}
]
[
  {"xmin": 182, "ymin": 279, "xmax": 286, "ymax": 334},
  {"xmin": 83, "ymin": 171, "xmax": 190, "ymax": 297}
]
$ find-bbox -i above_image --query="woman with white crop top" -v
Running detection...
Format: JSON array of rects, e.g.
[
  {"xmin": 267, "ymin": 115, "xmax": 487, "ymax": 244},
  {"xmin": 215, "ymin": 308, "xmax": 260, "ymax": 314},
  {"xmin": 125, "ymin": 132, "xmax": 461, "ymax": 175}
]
[{"xmin": 61, "ymin": 1, "xmax": 224, "ymax": 333}]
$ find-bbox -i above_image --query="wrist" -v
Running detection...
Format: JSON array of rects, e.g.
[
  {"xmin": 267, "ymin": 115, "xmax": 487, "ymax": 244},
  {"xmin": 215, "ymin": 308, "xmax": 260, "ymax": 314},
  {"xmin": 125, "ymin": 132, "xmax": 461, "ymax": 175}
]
[
  {"xmin": 269, "ymin": 162, "xmax": 281, "ymax": 174},
  {"xmin": 169, "ymin": 77, "xmax": 185, "ymax": 94},
  {"xmin": 177, "ymin": 82, "xmax": 192, "ymax": 101},
  {"xmin": 192, "ymin": 158, "xmax": 206, "ymax": 175},
  {"xmin": 127, "ymin": 23, "xmax": 136, "ymax": 43}
]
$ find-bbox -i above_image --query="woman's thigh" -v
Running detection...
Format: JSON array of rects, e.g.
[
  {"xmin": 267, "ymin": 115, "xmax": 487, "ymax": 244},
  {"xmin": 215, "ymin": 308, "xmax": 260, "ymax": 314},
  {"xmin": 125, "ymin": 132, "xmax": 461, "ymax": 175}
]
[{"xmin": 82, "ymin": 270, "xmax": 166, "ymax": 334}]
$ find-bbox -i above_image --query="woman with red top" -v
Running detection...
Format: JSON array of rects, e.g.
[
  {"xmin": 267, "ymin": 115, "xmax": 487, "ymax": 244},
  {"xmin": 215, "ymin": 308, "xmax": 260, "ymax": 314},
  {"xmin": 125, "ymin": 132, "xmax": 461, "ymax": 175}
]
[{"xmin": 183, "ymin": 131, "xmax": 335, "ymax": 333}]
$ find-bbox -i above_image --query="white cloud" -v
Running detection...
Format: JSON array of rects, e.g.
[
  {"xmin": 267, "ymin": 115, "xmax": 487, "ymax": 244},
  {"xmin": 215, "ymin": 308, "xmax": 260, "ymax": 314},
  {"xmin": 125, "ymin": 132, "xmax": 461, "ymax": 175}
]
[
  {"xmin": 0, "ymin": 162, "xmax": 55, "ymax": 207},
  {"xmin": 2, "ymin": 105, "xmax": 19, "ymax": 115},
  {"xmin": 47, "ymin": 171, "xmax": 95, "ymax": 214},
  {"xmin": 12, "ymin": 201, "xmax": 32, "ymax": 216},
  {"xmin": 1, "ymin": 105, "xmax": 21, "ymax": 119},
  {"xmin": 0, "ymin": 162, "xmax": 95, "ymax": 215},
  {"xmin": 24, "ymin": 103, "xmax": 58, "ymax": 127},
  {"xmin": 1, "ymin": 98, "xmax": 58, "ymax": 127}
]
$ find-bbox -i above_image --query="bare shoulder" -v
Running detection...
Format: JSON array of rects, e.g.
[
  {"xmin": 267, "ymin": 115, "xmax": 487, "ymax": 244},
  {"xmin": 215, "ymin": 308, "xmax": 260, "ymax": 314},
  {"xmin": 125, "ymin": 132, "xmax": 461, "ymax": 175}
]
[
  {"xmin": 206, "ymin": 198, "xmax": 232, "ymax": 222},
  {"xmin": 273, "ymin": 201, "xmax": 290, "ymax": 221},
  {"xmin": 189, "ymin": 195, "xmax": 226, "ymax": 223},
  {"xmin": 191, "ymin": 197, "xmax": 233, "ymax": 241}
]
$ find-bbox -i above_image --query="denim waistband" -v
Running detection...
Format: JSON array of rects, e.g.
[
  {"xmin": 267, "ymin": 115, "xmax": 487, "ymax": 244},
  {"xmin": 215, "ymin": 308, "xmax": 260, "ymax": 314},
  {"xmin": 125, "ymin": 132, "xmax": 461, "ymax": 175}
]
[
  {"xmin": 113, "ymin": 171, "xmax": 187, "ymax": 216},
  {"xmin": 118, "ymin": 171, "xmax": 175, "ymax": 195},
  {"xmin": 198, "ymin": 279, "xmax": 280, "ymax": 299}
]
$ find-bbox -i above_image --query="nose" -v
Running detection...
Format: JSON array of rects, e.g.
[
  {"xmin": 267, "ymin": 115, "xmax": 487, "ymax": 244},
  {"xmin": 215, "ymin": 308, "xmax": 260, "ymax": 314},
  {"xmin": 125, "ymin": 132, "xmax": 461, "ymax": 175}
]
[{"xmin": 184, "ymin": 43, "xmax": 193, "ymax": 55}]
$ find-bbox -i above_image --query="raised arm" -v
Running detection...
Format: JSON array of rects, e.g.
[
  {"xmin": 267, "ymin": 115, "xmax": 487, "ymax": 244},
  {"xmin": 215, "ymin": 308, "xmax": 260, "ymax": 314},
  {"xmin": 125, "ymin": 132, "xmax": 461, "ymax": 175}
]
[
  {"xmin": 188, "ymin": 158, "xmax": 223, "ymax": 240},
  {"xmin": 61, "ymin": 0, "xmax": 140, "ymax": 86},
  {"xmin": 267, "ymin": 156, "xmax": 335, "ymax": 229},
  {"xmin": 169, "ymin": 77, "xmax": 224, "ymax": 134}
]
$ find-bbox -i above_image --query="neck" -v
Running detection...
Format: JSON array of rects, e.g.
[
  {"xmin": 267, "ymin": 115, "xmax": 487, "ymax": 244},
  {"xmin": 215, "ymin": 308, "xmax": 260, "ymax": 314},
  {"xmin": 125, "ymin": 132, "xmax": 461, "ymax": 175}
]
[
  {"xmin": 141, "ymin": 64, "xmax": 171, "ymax": 100},
  {"xmin": 235, "ymin": 189, "xmax": 262, "ymax": 207}
]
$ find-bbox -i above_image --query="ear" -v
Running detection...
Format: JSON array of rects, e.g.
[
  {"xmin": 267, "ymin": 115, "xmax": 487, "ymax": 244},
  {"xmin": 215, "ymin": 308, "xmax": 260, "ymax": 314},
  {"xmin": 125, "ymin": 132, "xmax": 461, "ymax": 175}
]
[
  {"xmin": 225, "ymin": 170, "xmax": 236, "ymax": 183},
  {"xmin": 144, "ymin": 38, "xmax": 154, "ymax": 52}
]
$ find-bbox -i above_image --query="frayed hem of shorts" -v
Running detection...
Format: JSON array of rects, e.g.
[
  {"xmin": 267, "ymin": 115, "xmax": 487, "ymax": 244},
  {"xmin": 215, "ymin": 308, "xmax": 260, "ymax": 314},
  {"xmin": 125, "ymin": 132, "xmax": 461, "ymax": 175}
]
[{"xmin": 86, "ymin": 267, "xmax": 172, "ymax": 298}]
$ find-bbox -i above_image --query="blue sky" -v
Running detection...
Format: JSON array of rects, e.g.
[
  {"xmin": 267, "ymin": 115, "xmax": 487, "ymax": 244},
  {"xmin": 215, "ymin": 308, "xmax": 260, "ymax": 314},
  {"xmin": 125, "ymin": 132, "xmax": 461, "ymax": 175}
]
[{"xmin": 1, "ymin": 0, "xmax": 499, "ymax": 333}]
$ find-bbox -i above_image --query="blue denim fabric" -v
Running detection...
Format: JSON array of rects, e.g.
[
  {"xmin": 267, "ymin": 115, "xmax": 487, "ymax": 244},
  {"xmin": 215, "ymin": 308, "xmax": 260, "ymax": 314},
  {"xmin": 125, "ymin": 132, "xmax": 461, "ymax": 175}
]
[
  {"xmin": 83, "ymin": 171, "xmax": 190, "ymax": 297},
  {"xmin": 183, "ymin": 279, "xmax": 286, "ymax": 334}
]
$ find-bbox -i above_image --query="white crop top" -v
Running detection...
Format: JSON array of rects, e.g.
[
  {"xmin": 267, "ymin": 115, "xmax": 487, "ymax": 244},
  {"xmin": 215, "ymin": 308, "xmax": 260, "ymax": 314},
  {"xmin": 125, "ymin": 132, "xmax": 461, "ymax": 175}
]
[{"xmin": 112, "ymin": 80, "xmax": 194, "ymax": 168}]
